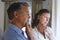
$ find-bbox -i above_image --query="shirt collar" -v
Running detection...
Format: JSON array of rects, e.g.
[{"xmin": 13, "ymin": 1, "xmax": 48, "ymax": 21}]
[{"xmin": 9, "ymin": 23, "xmax": 24, "ymax": 35}]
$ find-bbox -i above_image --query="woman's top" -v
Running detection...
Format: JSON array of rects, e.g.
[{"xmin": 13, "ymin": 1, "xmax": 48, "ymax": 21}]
[{"xmin": 33, "ymin": 26, "xmax": 56, "ymax": 40}]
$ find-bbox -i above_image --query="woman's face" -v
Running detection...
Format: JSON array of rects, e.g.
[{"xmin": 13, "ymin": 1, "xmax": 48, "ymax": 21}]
[{"xmin": 38, "ymin": 13, "xmax": 50, "ymax": 26}]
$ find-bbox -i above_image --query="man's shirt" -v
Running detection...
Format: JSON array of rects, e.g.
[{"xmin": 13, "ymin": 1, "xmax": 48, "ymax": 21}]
[{"xmin": 2, "ymin": 24, "xmax": 28, "ymax": 40}]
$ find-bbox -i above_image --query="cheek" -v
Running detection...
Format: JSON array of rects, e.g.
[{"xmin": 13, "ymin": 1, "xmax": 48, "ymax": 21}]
[
  {"xmin": 43, "ymin": 18, "xmax": 47, "ymax": 21},
  {"xmin": 39, "ymin": 18, "xmax": 46, "ymax": 23},
  {"xmin": 23, "ymin": 15, "xmax": 28, "ymax": 22},
  {"xmin": 17, "ymin": 15, "xmax": 25, "ymax": 22}
]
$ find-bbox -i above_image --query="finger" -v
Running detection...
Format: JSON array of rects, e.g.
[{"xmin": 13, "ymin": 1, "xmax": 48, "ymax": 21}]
[
  {"xmin": 26, "ymin": 23, "xmax": 32, "ymax": 29},
  {"xmin": 26, "ymin": 23, "xmax": 31, "ymax": 30}
]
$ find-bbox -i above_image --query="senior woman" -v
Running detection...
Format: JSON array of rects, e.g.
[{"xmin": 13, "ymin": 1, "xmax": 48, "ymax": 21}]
[{"xmin": 32, "ymin": 9, "xmax": 55, "ymax": 40}]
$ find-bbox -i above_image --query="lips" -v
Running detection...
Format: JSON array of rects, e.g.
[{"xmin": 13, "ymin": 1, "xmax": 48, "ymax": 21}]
[
  {"xmin": 44, "ymin": 21, "xmax": 48, "ymax": 24},
  {"xmin": 42, "ymin": 22, "xmax": 47, "ymax": 25}
]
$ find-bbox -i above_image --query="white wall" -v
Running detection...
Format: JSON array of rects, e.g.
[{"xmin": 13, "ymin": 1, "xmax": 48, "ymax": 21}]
[
  {"xmin": 56, "ymin": 0, "xmax": 60, "ymax": 40},
  {"xmin": 52, "ymin": 0, "xmax": 56, "ymax": 36},
  {"xmin": 52, "ymin": 0, "xmax": 60, "ymax": 40},
  {"xmin": 0, "ymin": 1, "xmax": 4, "ymax": 39}
]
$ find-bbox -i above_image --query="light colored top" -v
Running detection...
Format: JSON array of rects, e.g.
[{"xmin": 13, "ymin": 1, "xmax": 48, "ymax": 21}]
[
  {"xmin": 2, "ymin": 24, "xmax": 28, "ymax": 40},
  {"xmin": 33, "ymin": 27, "xmax": 56, "ymax": 40}
]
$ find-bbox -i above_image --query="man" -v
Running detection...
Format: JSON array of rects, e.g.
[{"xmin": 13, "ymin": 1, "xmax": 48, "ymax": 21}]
[{"xmin": 2, "ymin": 2, "xmax": 35, "ymax": 40}]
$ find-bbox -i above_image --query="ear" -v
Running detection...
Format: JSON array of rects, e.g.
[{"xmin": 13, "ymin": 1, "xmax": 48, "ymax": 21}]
[{"xmin": 13, "ymin": 11, "xmax": 18, "ymax": 18}]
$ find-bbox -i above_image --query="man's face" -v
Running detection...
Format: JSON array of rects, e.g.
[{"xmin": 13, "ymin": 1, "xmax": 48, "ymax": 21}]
[{"xmin": 16, "ymin": 5, "xmax": 30, "ymax": 26}]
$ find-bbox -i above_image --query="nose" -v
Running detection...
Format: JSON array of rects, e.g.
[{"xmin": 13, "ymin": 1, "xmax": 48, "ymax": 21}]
[{"xmin": 46, "ymin": 18, "xmax": 49, "ymax": 21}]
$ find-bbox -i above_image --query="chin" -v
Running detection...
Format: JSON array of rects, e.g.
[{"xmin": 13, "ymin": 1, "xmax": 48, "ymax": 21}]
[
  {"xmin": 23, "ymin": 22, "xmax": 27, "ymax": 26},
  {"xmin": 22, "ymin": 22, "xmax": 25, "ymax": 27},
  {"xmin": 43, "ymin": 24, "xmax": 47, "ymax": 26}
]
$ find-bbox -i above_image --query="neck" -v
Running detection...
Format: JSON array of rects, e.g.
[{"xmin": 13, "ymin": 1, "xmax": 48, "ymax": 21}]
[
  {"xmin": 37, "ymin": 24, "xmax": 44, "ymax": 33},
  {"xmin": 36, "ymin": 23, "xmax": 46, "ymax": 38},
  {"xmin": 11, "ymin": 19, "xmax": 23, "ymax": 29}
]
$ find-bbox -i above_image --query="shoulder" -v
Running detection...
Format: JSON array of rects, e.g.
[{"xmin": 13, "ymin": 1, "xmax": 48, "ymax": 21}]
[
  {"xmin": 33, "ymin": 27, "xmax": 39, "ymax": 36},
  {"xmin": 4, "ymin": 25, "xmax": 18, "ymax": 36},
  {"xmin": 46, "ymin": 26, "xmax": 56, "ymax": 40},
  {"xmin": 3, "ymin": 29, "xmax": 23, "ymax": 40},
  {"xmin": 3, "ymin": 29, "xmax": 18, "ymax": 40},
  {"xmin": 3, "ymin": 25, "xmax": 19, "ymax": 40}
]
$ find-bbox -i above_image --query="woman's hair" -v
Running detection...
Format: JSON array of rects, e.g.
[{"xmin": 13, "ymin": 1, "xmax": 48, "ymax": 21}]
[{"xmin": 32, "ymin": 9, "xmax": 50, "ymax": 28}]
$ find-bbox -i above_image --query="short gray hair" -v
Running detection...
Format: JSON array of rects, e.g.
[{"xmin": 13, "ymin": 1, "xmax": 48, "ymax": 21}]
[{"xmin": 7, "ymin": 2, "xmax": 29, "ymax": 20}]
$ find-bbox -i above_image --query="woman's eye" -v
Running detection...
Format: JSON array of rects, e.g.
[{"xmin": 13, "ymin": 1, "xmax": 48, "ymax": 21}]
[{"xmin": 43, "ymin": 16, "xmax": 46, "ymax": 18}]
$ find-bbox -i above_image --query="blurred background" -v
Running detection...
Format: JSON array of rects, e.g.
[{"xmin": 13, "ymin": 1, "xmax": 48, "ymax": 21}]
[{"xmin": 0, "ymin": 0, "xmax": 60, "ymax": 40}]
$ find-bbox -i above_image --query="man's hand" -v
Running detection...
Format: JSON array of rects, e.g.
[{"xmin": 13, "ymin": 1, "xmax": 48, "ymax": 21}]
[{"xmin": 25, "ymin": 23, "xmax": 35, "ymax": 40}]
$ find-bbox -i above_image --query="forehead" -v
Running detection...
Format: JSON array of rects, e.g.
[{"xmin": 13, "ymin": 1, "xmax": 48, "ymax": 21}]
[
  {"xmin": 41, "ymin": 13, "xmax": 50, "ymax": 17},
  {"xmin": 21, "ymin": 5, "xmax": 29, "ymax": 12}
]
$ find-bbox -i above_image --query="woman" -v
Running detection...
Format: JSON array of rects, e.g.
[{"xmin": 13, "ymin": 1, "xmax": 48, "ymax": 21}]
[{"xmin": 32, "ymin": 9, "xmax": 55, "ymax": 40}]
